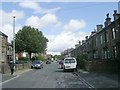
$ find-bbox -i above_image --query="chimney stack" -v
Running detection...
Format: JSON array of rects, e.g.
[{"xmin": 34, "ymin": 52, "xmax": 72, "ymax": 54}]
[
  {"xmin": 96, "ymin": 24, "xmax": 103, "ymax": 32},
  {"xmin": 104, "ymin": 13, "xmax": 111, "ymax": 27},
  {"xmin": 85, "ymin": 36, "xmax": 88, "ymax": 40},
  {"xmin": 113, "ymin": 10, "xmax": 117, "ymax": 20},
  {"xmin": 79, "ymin": 41, "xmax": 81, "ymax": 45},
  {"xmin": 75, "ymin": 44, "xmax": 78, "ymax": 48},
  {"xmin": 82, "ymin": 40, "xmax": 85, "ymax": 44},
  {"xmin": 91, "ymin": 31, "xmax": 96, "ymax": 35}
]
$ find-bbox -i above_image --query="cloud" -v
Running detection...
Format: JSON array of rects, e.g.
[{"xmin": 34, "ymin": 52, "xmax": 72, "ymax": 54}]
[
  {"xmin": 47, "ymin": 51, "xmax": 60, "ymax": 56},
  {"xmin": 25, "ymin": 13, "xmax": 60, "ymax": 28},
  {"xmin": 47, "ymin": 19, "xmax": 88, "ymax": 54},
  {"xmin": 63, "ymin": 19, "xmax": 86, "ymax": 33},
  {"xmin": 35, "ymin": 7, "xmax": 61, "ymax": 14},
  {"xmin": 0, "ymin": 10, "xmax": 24, "ymax": 26},
  {"xmin": 40, "ymin": 13, "xmax": 58, "ymax": 26},
  {"xmin": 19, "ymin": 2, "xmax": 61, "ymax": 14},
  {"xmin": 47, "ymin": 31, "xmax": 88, "ymax": 53},
  {"xmin": 26, "ymin": 16, "xmax": 42, "ymax": 28},
  {"xmin": 0, "ymin": 10, "xmax": 24, "ymax": 42},
  {"xmin": 0, "ymin": 24, "xmax": 22, "ymax": 42},
  {"xmin": 19, "ymin": 2, "xmax": 41, "ymax": 11}
]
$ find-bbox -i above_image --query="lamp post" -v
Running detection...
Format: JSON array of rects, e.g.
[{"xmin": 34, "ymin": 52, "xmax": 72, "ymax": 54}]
[{"xmin": 13, "ymin": 16, "xmax": 16, "ymax": 70}]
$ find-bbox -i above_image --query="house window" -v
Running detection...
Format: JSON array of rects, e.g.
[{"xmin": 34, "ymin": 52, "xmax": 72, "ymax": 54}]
[
  {"xmin": 93, "ymin": 51, "xmax": 97, "ymax": 59},
  {"xmin": 106, "ymin": 33, "xmax": 109, "ymax": 42},
  {"xmin": 100, "ymin": 35, "xmax": 103, "ymax": 44},
  {"xmin": 112, "ymin": 28, "xmax": 116, "ymax": 39},
  {"xmin": 113, "ymin": 46, "xmax": 117, "ymax": 59},
  {"xmin": 101, "ymin": 49, "xmax": 107, "ymax": 59},
  {"xmin": 2, "ymin": 53, "xmax": 4, "ymax": 61},
  {"xmin": 95, "ymin": 38, "xmax": 98, "ymax": 46},
  {"xmin": 105, "ymin": 50, "xmax": 107, "ymax": 59},
  {"xmin": 107, "ymin": 50, "xmax": 110, "ymax": 59}
]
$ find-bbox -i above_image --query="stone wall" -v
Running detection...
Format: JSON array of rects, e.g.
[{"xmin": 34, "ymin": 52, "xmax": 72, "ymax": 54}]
[
  {"xmin": 0, "ymin": 62, "xmax": 31, "ymax": 74},
  {"xmin": 1, "ymin": 63, "xmax": 11, "ymax": 74},
  {"xmin": 84, "ymin": 60, "xmax": 119, "ymax": 73}
]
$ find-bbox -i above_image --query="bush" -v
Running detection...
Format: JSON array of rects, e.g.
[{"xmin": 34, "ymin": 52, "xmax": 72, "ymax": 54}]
[{"xmin": 18, "ymin": 57, "xmax": 30, "ymax": 61}]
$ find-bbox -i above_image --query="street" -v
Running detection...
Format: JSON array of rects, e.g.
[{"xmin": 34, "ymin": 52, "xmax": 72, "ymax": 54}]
[{"xmin": 2, "ymin": 61, "xmax": 90, "ymax": 89}]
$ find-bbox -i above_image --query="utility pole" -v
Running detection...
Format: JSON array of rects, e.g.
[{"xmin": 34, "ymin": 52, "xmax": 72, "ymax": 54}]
[{"xmin": 13, "ymin": 16, "xmax": 16, "ymax": 70}]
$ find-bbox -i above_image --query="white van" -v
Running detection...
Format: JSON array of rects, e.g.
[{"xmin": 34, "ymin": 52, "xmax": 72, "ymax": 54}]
[{"xmin": 63, "ymin": 57, "xmax": 77, "ymax": 71}]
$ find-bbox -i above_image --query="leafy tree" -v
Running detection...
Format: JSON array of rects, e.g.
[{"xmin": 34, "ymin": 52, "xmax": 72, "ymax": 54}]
[
  {"xmin": 76, "ymin": 54, "xmax": 88, "ymax": 69},
  {"xmin": 35, "ymin": 55, "xmax": 45, "ymax": 61},
  {"xmin": 15, "ymin": 26, "xmax": 48, "ymax": 59}
]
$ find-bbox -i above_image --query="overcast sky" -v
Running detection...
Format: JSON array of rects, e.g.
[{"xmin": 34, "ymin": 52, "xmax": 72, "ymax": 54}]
[{"xmin": 0, "ymin": 0, "xmax": 119, "ymax": 55}]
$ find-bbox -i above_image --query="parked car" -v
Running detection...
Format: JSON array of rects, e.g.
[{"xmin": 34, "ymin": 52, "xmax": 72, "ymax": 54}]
[
  {"xmin": 31, "ymin": 60, "xmax": 43, "ymax": 69},
  {"xmin": 46, "ymin": 60, "xmax": 51, "ymax": 64},
  {"xmin": 63, "ymin": 57, "xmax": 77, "ymax": 72}
]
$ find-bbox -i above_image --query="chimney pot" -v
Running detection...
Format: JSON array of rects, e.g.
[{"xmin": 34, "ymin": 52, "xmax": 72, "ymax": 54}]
[
  {"xmin": 79, "ymin": 41, "xmax": 81, "ymax": 45},
  {"xmin": 105, "ymin": 13, "xmax": 111, "ymax": 27},
  {"xmin": 85, "ymin": 36, "xmax": 88, "ymax": 40},
  {"xmin": 113, "ymin": 10, "xmax": 118, "ymax": 20}
]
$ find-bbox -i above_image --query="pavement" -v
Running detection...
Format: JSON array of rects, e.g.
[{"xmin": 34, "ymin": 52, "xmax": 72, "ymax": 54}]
[
  {"xmin": 1, "ymin": 69, "xmax": 32, "ymax": 83},
  {"xmin": 76, "ymin": 69, "xmax": 119, "ymax": 88}
]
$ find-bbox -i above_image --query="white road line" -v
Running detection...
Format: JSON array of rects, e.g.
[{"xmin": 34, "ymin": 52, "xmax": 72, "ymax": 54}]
[
  {"xmin": 0, "ymin": 69, "xmax": 32, "ymax": 85},
  {"xmin": 0, "ymin": 75, "xmax": 20, "ymax": 85}
]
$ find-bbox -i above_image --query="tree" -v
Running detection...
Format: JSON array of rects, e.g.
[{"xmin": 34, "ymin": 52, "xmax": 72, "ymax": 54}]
[{"xmin": 15, "ymin": 26, "xmax": 48, "ymax": 60}]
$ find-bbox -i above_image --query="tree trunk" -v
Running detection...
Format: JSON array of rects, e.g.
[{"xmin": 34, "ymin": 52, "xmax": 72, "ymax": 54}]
[{"xmin": 29, "ymin": 52, "xmax": 31, "ymax": 60}]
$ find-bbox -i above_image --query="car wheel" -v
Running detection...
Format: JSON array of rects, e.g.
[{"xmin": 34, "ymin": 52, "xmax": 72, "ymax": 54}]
[
  {"xmin": 31, "ymin": 66, "xmax": 33, "ymax": 69},
  {"xmin": 75, "ymin": 68, "xmax": 77, "ymax": 71},
  {"xmin": 63, "ymin": 68, "xmax": 66, "ymax": 72}
]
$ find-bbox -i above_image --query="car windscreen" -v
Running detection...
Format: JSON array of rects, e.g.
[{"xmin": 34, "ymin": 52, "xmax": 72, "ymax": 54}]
[
  {"xmin": 65, "ymin": 59, "xmax": 75, "ymax": 63},
  {"xmin": 33, "ymin": 60, "xmax": 41, "ymax": 64}
]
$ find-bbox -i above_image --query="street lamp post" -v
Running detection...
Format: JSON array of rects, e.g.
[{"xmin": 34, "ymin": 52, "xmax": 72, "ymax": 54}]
[{"xmin": 13, "ymin": 16, "xmax": 16, "ymax": 70}]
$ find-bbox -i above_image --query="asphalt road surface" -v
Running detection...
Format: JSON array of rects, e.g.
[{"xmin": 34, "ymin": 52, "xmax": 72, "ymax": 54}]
[{"xmin": 2, "ymin": 61, "xmax": 91, "ymax": 89}]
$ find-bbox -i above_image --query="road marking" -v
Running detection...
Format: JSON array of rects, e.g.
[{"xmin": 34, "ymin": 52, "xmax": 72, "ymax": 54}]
[
  {"xmin": 73, "ymin": 72, "xmax": 97, "ymax": 90},
  {"xmin": 0, "ymin": 69, "xmax": 32, "ymax": 86},
  {"xmin": 0, "ymin": 75, "xmax": 19, "ymax": 85}
]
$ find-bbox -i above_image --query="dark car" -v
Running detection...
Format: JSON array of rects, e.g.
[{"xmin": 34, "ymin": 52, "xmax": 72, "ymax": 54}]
[
  {"xmin": 31, "ymin": 60, "xmax": 43, "ymax": 69},
  {"xmin": 59, "ymin": 60, "xmax": 63, "ymax": 69},
  {"xmin": 46, "ymin": 60, "xmax": 51, "ymax": 64}
]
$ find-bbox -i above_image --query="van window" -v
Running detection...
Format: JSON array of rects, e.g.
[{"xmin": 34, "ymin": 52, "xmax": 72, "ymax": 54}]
[{"xmin": 65, "ymin": 59, "xmax": 75, "ymax": 63}]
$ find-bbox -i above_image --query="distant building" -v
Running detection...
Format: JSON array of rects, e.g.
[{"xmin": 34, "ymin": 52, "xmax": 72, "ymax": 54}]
[
  {"xmin": 61, "ymin": 48, "xmax": 74, "ymax": 58},
  {"xmin": 16, "ymin": 52, "xmax": 29, "ymax": 59}
]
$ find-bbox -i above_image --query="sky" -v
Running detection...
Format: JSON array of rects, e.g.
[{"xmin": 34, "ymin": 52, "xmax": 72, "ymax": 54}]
[{"xmin": 0, "ymin": 0, "xmax": 119, "ymax": 55}]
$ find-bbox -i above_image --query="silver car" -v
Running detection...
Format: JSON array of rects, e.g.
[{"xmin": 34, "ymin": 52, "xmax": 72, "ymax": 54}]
[{"xmin": 31, "ymin": 60, "xmax": 43, "ymax": 69}]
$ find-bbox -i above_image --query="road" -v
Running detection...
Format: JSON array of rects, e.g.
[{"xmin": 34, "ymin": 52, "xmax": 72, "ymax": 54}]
[{"xmin": 2, "ymin": 61, "xmax": 91, "ymax": 89}]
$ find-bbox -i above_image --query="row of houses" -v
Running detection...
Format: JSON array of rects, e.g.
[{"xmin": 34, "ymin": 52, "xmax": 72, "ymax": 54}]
[
  {"xmin": 0, "ymin": 31, "xmax": 13, "ymax": 64},
  {"xmin": 61, "ymin": 10, "xmax": 120, "ymax": 63}
]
